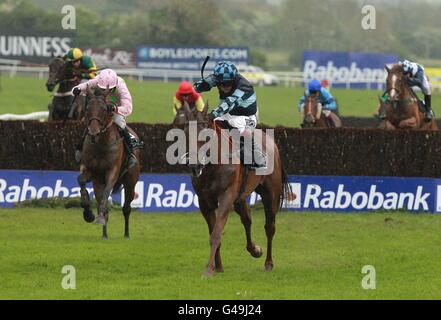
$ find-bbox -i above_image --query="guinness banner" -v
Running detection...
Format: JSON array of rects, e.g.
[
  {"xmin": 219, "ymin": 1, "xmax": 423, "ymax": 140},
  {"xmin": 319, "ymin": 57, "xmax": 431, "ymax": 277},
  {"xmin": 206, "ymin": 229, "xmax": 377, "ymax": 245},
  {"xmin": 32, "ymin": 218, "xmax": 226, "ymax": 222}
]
[{"xmin": 0, "ymin": 33, "xmax": 74, "ymax": 64}]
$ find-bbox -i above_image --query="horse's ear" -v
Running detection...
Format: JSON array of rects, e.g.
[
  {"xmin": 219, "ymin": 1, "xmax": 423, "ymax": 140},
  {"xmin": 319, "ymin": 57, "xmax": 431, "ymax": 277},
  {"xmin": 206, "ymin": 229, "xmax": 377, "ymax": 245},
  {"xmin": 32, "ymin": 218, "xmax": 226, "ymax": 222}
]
[
  {"xmin": 384, "ymin": 64, "xmax": 391, "ymax": 73},
  {"xmin": 202, "ymin": 101, "xmax": 209, "ymax": 115}
]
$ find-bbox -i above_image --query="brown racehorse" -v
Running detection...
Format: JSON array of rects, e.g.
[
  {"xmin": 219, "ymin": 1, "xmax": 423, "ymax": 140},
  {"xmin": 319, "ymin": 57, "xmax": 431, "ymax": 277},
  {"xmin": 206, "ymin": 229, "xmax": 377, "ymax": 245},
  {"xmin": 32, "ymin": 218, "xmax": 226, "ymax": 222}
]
[
  {"xmin": 180, "ymin": 104, "xmax": 292, "ymax": 277},
  {"xmin": 301, "ymin": 94, "xmax": 342, "ymax": 128},
  {"xmin": 380, "ymin": 64, "xmax": 437, "ymax": 130},
  {"xmin": 46, "ymin": 56, "xmax": 85, "ymax": 122},
  {"xmin": 77, "ymin": 87, "xmax": 141, "ymax": 239}
]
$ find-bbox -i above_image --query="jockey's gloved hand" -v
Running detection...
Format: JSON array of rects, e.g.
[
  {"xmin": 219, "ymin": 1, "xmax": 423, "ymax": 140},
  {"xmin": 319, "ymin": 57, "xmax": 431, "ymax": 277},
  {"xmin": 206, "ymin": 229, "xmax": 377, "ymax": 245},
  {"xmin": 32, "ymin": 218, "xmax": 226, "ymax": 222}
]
[
  {"xmin": 72, "ymin": 87, "xmax": 81, "ymax": 96},
  {"xmin": 107, "ymin": 104, "xmax": 117, "ymax": 113},
  {"xmin": 207, "ymin": 112, "xmax": 216, "ymax": 122},
  {"xmin": 194, "ymin": 79, "xmax": 211, "ymax": 93}
]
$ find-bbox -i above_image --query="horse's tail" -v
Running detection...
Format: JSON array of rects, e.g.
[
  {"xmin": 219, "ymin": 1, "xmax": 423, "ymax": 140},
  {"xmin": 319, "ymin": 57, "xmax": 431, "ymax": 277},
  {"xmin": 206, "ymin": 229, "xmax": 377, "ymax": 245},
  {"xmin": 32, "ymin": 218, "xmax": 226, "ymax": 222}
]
[{"xmin": 279, "ymin": 161, "xmax": 293, "ymax": 210}]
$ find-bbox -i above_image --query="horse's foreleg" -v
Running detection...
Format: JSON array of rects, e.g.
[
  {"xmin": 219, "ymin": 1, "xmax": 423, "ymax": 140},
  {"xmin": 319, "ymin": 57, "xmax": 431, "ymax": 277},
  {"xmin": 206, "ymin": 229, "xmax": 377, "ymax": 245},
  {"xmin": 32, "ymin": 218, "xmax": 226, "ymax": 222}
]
[
  {"xmin": 77, "ymin": 168, "xmax": 94, "ymax": 223},
  {"xmin": 199, "ymin": 199, "xmax": 222, "ymax": 272},
  {"xmin": 92, "ymin": 181, "xmax": 108, "ymax": 240},
  {"xmin": 204, "ymin": 192, "xmax": 233, "ymax": 278},
  {"xmin": 95, "ymin": 168, "xmax": 119, "ymax": 228},
  {"xmin": 234, "ymin": 199, "xmax": 262, "ymax": 258}
]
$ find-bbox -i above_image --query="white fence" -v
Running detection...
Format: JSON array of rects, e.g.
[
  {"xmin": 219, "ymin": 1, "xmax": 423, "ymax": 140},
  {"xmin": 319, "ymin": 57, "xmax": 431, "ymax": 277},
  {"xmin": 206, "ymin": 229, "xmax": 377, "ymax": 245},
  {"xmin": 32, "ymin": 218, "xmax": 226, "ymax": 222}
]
[
  {"xmin": 2, "ymin": 64, "xmax": 441, "ymax": 91},
  {"xmin": 0, "ymin": 111, "xmax": 48, "ymax": 121}
]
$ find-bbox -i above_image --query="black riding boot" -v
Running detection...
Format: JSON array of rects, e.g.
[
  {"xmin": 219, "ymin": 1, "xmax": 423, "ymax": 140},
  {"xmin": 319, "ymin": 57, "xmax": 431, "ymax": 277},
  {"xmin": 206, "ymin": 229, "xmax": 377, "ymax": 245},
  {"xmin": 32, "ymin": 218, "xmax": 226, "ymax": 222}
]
[
  {"xmin": 424, "ymin": 95, "xmax": 434, "ymax": 122},
  {"xmin": 253, "ymin": 139, "xmax": 267, "ymax": 169},
  {"xmin": 120, "ymin": 127, "xmax": 138, "ymax": 169},
  {"xmin": 378, "ymin": 106, "xmax": 387, "ymax": 120}
]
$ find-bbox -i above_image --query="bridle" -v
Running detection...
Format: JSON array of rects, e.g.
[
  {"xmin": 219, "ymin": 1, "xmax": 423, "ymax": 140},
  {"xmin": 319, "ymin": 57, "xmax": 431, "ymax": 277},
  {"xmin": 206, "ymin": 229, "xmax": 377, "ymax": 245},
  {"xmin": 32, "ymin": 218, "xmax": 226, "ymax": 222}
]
[{"xmin": 86, "ymin": 98, "xmax": 114, "ymax": 140}]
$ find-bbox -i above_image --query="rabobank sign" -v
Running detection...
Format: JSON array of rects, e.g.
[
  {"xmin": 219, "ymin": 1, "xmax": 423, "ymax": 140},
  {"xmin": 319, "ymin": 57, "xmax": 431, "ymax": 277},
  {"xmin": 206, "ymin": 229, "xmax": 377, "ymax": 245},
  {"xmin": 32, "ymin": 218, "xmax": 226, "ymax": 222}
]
[
  {"xmin": 136, "ymin": 46, "xmax": 249, "ymax": 70},
  {"xmin": 302, "ymin": 51, "xmax": 398, "ymax": 89},
  {"xmin": 1, "ymin": 170, "xmax": 440, "ymax": 213}
]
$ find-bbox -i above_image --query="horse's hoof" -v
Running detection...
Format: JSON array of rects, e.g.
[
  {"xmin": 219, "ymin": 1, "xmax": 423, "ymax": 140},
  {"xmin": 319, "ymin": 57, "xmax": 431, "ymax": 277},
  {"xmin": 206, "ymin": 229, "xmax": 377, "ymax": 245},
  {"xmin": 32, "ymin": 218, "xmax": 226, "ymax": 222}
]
[
  {"xmin": 102, "ymin": 236, "xmax": 108, "ymax": 240},
  {"xmin": 215, "ymin": 266, "xmax": 224, "ymax": 273},
  {"xmin": 83, "ymin": 210, "xmax": 95, "ymax": 223},
  {"xmin": 251, "ymin": 245, "xmax": 263, "ymax": 258},
  {"xmin": 203, "ymin": 268, "xmax": 215, "ymax": 278},
  {"xmin": 265, "ymin": 262, "xmax": 274, "ymax": 271},
  {"xmin": 93, "ymin": 216, "xmax": 107, "ymax": 226}
]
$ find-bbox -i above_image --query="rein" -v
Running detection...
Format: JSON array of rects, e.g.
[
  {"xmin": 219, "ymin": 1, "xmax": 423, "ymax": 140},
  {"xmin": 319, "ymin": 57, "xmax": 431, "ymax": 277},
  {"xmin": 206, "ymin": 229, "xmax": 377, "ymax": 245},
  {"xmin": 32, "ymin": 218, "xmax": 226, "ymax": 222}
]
[{"xmin": 87, "ymin": 118, "xmax": 114, "ymax": 137}]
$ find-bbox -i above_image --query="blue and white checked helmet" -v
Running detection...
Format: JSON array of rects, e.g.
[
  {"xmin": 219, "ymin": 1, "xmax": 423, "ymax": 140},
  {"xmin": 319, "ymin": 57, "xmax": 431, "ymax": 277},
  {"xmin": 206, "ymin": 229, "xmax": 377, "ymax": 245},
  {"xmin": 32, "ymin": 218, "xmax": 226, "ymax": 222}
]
[
  {"xmin": 214, "ymin": 61, "xmax": 238, "ymax": 83},
  {"xmin": 398, "ymin": 60, "xmax": 418, "ymax": 74}
]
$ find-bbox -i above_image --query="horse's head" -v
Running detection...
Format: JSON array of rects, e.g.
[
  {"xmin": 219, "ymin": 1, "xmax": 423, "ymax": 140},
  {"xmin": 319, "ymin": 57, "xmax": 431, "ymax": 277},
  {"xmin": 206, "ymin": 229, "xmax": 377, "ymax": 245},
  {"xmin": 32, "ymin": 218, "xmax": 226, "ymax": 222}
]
[
  {"xmin": 385, "ymin": 64, "xmax": 409, "ymax": 107},
  {"xmin": 173, "ymin": 101, "xmax": 195, "ymax": 128},
  {"xmin": 85, "ymin": 87, "xmax": 114, "ymax": 141},
  {"xmin": 180, "ymin": 102, "xmax": 211, "ymax": 174},
  {"xmin": 46, "ymin": 56, "xmax": 68, "ymax": 92},
  {"xmin": 302, "ymin": 93, "xmax": 321, "ymax": 128}
]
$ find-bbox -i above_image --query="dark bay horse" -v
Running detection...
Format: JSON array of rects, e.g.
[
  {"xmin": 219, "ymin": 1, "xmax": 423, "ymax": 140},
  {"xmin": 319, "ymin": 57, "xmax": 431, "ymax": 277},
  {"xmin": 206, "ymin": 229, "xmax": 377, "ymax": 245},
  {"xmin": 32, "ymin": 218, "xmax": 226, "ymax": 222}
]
[
  {"xmin": 380, "ymin": 64, "xmax": 437, "ymax": 130},
  {"xmin": 180, "ymin": 105, "xmax": 292, "ymax": 277},
  {"xmin": 301, "ymin": 94, "xmax": 342, "ymax": 128},
  {"xmin": 77, "ymin": 88, "xmax": 141, "ymax": 239},
  {"xmin": 46, "ymin": 56, "xmax": 85, "ymax": 121}
]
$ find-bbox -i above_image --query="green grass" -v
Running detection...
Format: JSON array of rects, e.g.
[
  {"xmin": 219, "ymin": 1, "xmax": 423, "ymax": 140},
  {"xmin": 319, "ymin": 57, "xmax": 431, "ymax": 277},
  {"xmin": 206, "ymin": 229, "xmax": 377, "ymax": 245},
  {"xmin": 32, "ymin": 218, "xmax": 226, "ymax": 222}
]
[
  {"xmin": 1, "ymin": 207, "xmax": 441, "ymax": 299},
  {"xmin": 4, "ymin": 75, "xmax": 441, "ymax": 127}
]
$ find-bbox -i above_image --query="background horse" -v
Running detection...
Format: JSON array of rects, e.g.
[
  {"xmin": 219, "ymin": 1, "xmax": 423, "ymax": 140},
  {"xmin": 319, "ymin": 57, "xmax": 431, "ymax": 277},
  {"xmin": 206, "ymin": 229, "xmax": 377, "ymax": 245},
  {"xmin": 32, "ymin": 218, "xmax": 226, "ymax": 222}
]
[
  {"xmin": 380, "ymin": 64, "xmax": 437, "ymax": 130},
  {"xmin": 46, "ymin": 56, "xmax": 85, "ymax": 121},
  {"xmin": 180, "ymin": 105, "xmax": 292, "ymax": 277},
  {"xmin": 301, "ymin": 94, "xmax": 342, "ymax": 128},
  {"xmin": 77, "ymin": 88, "xmax": 141, "ymax": 239}
]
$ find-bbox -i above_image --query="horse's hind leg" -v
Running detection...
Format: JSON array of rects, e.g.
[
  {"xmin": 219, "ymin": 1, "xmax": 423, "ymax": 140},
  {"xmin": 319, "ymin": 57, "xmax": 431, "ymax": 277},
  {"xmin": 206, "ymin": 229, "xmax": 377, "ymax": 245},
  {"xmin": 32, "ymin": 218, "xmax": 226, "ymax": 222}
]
[
  {"xmin": 122, "ymin": 182, "xmax": 136, "ymax": 239},
  {"xmin": 234, "ymin": 199, "xmax": 262, "ymax": 258},
  {"xmin": 77, "ymin": 169, "xmax": 94, "ymax": 223},
  {"xmin": 199, "ymin": 199, "xmax": 223, "ymax": 272}
]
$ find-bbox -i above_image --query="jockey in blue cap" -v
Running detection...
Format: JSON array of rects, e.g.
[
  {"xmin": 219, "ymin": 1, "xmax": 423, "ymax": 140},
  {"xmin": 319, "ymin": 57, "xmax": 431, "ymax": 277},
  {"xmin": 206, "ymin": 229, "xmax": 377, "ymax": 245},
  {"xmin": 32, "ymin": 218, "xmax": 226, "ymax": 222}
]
[
  {"xmin": 298, "ymin": 79, "xmax": 337, "ymax": 126},
  {"xmin": 397, "ymin": 59, "xmax": 434, "ymax": 121},
  {"xmin": 193, "ymin": 61, "xmax": 266, "ymax": 170}
]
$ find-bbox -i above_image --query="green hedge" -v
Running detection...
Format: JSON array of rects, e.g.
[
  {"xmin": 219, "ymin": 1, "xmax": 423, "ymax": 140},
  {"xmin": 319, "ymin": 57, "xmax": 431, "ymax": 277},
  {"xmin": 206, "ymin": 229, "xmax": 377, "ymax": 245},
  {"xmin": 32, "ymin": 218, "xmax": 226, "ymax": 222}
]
[{"xmin": 1, "ymin": 120, "xmax": 441, "ymax": 178}]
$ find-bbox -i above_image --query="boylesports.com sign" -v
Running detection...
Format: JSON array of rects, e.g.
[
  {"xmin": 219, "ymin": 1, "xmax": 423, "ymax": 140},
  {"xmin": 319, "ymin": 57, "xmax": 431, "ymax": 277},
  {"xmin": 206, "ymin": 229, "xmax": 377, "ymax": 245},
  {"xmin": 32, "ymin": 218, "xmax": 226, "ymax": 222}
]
[
  {"xmin": 1, "ymin": 170, "xmax": 441, "ymax": 213},
  {"xmin": 136, "ymin": 46, "xmax": 249, "ymax": 70},
  {"xmin": 302, "ymin": 50, "xmax": 398, "ymax": 89}
]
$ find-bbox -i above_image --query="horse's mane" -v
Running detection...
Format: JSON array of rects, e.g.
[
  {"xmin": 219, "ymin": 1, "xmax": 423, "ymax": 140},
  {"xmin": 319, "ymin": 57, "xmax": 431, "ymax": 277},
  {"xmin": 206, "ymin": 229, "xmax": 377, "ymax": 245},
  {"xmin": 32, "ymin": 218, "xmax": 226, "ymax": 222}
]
[{"xmin": 389, "ymin": 64, "xmax": 403, "ymax": 74}]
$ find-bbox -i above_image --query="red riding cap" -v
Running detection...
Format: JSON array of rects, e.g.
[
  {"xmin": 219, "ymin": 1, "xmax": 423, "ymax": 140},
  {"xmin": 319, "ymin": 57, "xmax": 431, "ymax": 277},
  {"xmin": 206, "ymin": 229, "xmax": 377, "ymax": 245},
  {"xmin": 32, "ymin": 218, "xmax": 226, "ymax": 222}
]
[{"xmin": 178, "ymin": 81, "xmax": 194, "ymax": 95}]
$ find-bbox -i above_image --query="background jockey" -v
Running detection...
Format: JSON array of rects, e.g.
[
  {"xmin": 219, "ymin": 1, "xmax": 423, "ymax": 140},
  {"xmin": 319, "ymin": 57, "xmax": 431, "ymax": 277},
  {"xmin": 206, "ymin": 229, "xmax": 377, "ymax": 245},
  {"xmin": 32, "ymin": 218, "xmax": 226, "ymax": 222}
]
[
  {"xmin": 72, "ymin": 69, "xmax": 140, "ymax": 168},
  {"xmin": 173, "ymin": 81, "xmax": 205, "ymax": 115},
  {"xmin": 64, "ymin": 48, "xmax": 98, "ymax": 80},
  {"xmin": 398, "ymin": 59, "xmax": 434, "ymax": 121},
  {"xmin": 193, "ymin": 60, "xmax": 267, "ymax": 170},
  {"xmin": 298, "ymin": 79, "xmax": 337, "ymax": 124}
]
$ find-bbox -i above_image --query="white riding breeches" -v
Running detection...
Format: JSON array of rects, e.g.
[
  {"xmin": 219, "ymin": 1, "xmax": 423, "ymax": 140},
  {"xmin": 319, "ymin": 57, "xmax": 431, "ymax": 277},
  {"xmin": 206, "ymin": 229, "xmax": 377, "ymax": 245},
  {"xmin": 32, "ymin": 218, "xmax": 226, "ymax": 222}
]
[{"xmin": 215, "ymin": 113, "xmax": 258, "ymax": 134}]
